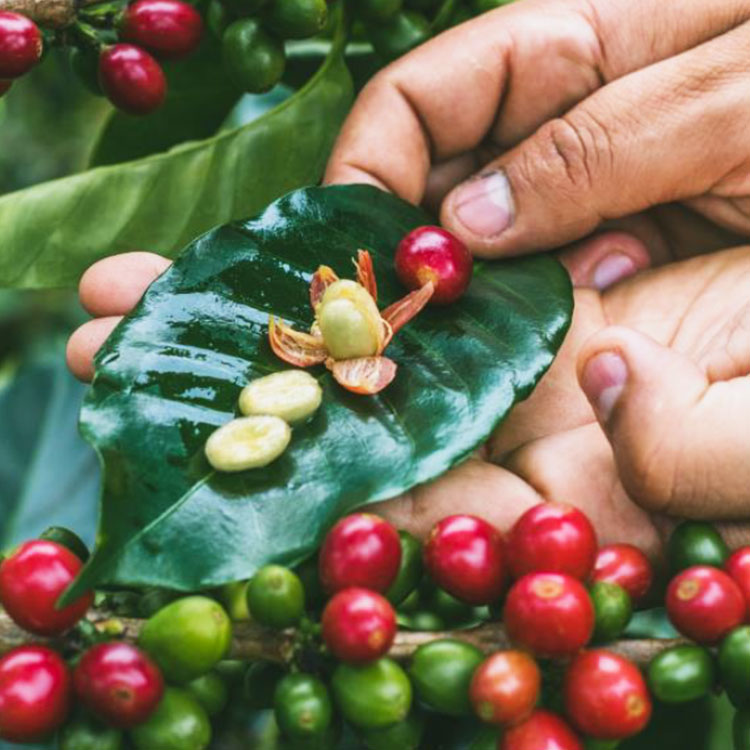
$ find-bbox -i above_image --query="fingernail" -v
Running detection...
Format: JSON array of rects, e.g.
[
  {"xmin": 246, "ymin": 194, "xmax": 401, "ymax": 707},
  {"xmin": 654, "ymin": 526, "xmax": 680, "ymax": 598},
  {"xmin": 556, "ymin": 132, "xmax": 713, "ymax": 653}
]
[
  {"xmin": 454, "ymin": 170, "xmax": 514, "ymax": 237},
  {"xmin": 592, "ymin": 253, "xmax": 638, "ymax": 290},
  {"xmin": 581, "ymin": 351, "xmax": 627, "ymax": 423}
]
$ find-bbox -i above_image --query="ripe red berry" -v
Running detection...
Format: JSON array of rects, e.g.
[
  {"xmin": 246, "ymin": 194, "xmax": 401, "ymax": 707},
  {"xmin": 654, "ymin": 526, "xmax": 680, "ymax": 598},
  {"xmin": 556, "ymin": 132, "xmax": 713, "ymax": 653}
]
[
  {"xmin": 120, "ymin": 0, "xmax": 203, "ymax": 60},
  {"xmin": 424, "ymin": 515, "xmax": 506, "ymax": 605},
  {"xmin": 0, "ymin": 539, "xmax": 93, "ymax": 636},
  {"xmin": 501, "ymin": 710, "xmax": 583, "ymax": 750},
  {"xmin": 469, "ymin": 650, "xmax": 540, "ymax": 727},
  {"xmin": 0, "ymin": 80, "xmax": 11, "ymax": 96},
  {"xmin": 726, "ymin": 547, "xmax": 750, "ymax": 618},
  {"xmin": 395, "ymin": 225, "xmax": 473, "ymax": 305},
  {"xmin": 0, "ymin": 12, "xmax": 42, "ymax": 79},
  {"xmin": 321, "ymin": 587, "xmax": 397, "ymax": 664},
  {"xmin": 563, "ymin": 650, "xmax": 652, "ymax": 740},
  {"xmin": 74, "ymin": 642, "xmax": 164, "ymax": 728},
  {"xmin": 592, "ymin": 543, "xmax": 653, "ymax": 604},
  {"xmin": 503, "ymin": 573, "xmax": 593, "ymax": 658},
  {"xmin": 319, "ymin": 513, "xmax": 401, "ymax": 594},
  {"xmin": 507, "ymin": 503, "xmax": 597, "ymax": 581},
  {"xmin": 666, "ymin": 565, "xmax": 745, "ymax": 644},
  {"xmin": 0, "ymin": 646, "xmax": 71, "ymax": 743},
  {"xmin": 98, "ymin": 44, "xmax": 166, "ymax": 115}
]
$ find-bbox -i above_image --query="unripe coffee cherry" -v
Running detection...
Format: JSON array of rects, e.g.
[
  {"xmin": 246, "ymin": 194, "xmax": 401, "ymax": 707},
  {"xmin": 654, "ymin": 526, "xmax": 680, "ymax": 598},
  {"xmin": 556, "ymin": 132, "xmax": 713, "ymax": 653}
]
[
  {"xmin": 321, "ymin": 587, "xmax": 397, "ymax": 664},
  {"xmin": 0, "ymin": 646, "xmax": 71, "ymax": 743},
  {"xmin": 74, "ymin": 642, "xmax": 164, "ymax": 728},
  {"xmin": 424, "ymin": 515, "xmax": 506, "ymax": 605},
  {"xmin": 319, "ymin": 513, "xmax": 401, "ymax": 594},
  {"xmin": 0, "ymin": 12, "xmax": 42, "ymax": 79},
  {"xmin": 120, "ymin": 0, "xmax": 204, "ymax": 60},
  {"xmin": 592, "ymin": 543, "xmax": 653, "ymax": 604},
  {"xmin": 0, "ymin": 539, "xmax": 93, "ymax": 636},
  {"xmin": 98, "ymin": 44, "xmax": 167, "ymax": 115},
  {"xmin": 507, "ymin": 502, "xmax": 597, "ymax": 580}
]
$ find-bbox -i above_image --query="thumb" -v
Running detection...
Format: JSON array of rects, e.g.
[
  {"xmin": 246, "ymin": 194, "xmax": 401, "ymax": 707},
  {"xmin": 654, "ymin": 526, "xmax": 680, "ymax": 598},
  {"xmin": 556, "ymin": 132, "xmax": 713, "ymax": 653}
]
[{"xmin": 577, "ymin": 326, "xmax": 750, "ymax": 519}]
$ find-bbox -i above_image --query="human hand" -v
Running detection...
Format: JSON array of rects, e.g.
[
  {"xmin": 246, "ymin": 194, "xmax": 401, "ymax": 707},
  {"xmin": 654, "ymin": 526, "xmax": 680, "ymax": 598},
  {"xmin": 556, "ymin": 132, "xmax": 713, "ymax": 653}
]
[{"xmin": 325, "ymin": 0, "xmax": 750, "ymax": 269}]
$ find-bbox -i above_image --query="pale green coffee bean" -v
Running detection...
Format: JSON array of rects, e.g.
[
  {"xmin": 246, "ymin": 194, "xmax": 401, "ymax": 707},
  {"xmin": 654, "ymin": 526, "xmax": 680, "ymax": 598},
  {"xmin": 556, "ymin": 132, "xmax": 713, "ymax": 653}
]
[
  {"xmin": 205, "ymin": 416, "xmax": 291, "ymax": 472},
  {"xmin": 239, "ymin": 370, "xmax": 322, "ymax": 423}
]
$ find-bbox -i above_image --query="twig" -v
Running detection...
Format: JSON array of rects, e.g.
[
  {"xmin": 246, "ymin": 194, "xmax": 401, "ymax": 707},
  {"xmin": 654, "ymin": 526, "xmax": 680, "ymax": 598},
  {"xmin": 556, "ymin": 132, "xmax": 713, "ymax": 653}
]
[
  {"xmin": 0, "ymin": 0, "xmax": 102, "ymax": 28},
  {"xmin": 0, "ymin": 610, "xmax": 687, "ymax": 667}
]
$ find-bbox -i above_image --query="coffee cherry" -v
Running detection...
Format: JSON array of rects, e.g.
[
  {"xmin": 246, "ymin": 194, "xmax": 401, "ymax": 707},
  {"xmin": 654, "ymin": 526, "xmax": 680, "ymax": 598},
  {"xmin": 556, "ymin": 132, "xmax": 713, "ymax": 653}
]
[
  {"xmin": 647, "ymin": 644, "xmax": 715, "ymax": 704},
  {"xmin": 367, "ymin": 10, "xmax": 431, "ymax": 63},
  {"xmin": 726, "ymin": 547, "xmax": 750, "ymax": 618},
  {"xmin": 40, "ymin": 526, "xmax": 90, "ymax": 563},
  {"xmin": 469, "ymin": 650, "xmax": 540, "ymax": 727},
  {"xmin": 74, "ymin": 642, "xmax": 164, "ymax": 728},
  {"xmin": 263, "ymin": 0, "xmax": 328, "ymax": 39},
  {"xmin": 58, "ymin": 716, "xmax": 123, "ymax": 750},
  {"xmin": 424, "ymin": 515, "xmax": 506, "ymax": 605},
  {"xmin": 564, "ymin": 650, "xmax": 651, "ymax": 740},
  {"xmin": 665, "ymin": 565, "xmax": 744, "ymax": 644},
  {"xmin": 319, "ymin": 513, "xmax": 401, "ymax": 594},
  {"xmin": 590, "ymin": 581, "xmax": 632, "ymax": 643},
  {"xmin": 246, "ymin": 564, "xmax": 305, "ymax": 629},
  {"xmin": 222, "ymin": 18, "xmax": 285, "ymax": 94},
  {"xmin": 720, "ymin": 626, "xmax": 750, "ymax": 709},
  {"xmin": 592, "ymin": 543, "xmax": 653, "ymax": 604},
  {"xmin": 0, "ymin": 539, "xmax": 93, "ymax": 636},
  {"xmin": 501, "ymin": 710, "xmax": 583, "ymax": 750},
  {"xmin": 359, "ymin": 710, "xmax": 425, "ymax": 750},
  {"xmin": 274, "ymin": 673, "xmax": 332, "ymax": 740},
  {"xmin": 98, "ymin": 44, "xmax": 167, "ymax": 115},
  {"xmin": 504, "ymin": 573, "xmax": 594, "ymax": 658},
  {"xmin": 667, "ymin": 520, "xmax": 728, "ymax": 575},
  {"xmin": 507, "ymin": 503, "xmax": 597, "ymax": 581},
  {"xmin": 130, "ymin": 687, "xmax": 211, "ymax": 750},
  {"xmin": 0, "ymin": 12, "xmax": 42, "ymax": 79},
  {"xmin": 385, "ymin": 530, "xmax": 423, "ymax": 606},
  {"xmin": 120, "ymin": 0, "xmax": 204, "ymax": 60},
  {"xmin": 185, "ymin": 672, "xmax": 228, "ymax": 717},
  {"xmin": 395, "ymin": 225, "xmax": 472, "ymax": 305},
  {"xmin": 0, "ymin": 646, "xmax": 71, "ymax": 743},
  {"xmin": 322, "ymin": 587, "xmax": 397, "ymax": 664}
]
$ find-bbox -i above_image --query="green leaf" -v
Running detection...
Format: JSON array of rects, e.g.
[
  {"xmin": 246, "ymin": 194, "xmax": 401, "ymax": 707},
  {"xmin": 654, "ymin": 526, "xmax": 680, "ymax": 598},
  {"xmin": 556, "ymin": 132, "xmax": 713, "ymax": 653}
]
[
  {"xmin": 89, "ymin": 38, "xmax": 243, "ymax": 168},
  {"xmin": 66, "ymin": 184, "xmax": 572, "ymax": 599},
  {"xmin": 0, "ymin": 23, "xmax": 352, "ymax": 291},
  {"xmin": 0, "ymin": 342, "xmax": 99, "ymax": 550}
]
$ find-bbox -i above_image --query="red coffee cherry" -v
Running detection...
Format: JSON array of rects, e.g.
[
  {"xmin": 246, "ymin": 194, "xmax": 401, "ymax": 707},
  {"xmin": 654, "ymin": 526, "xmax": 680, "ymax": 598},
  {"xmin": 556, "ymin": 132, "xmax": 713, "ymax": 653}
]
[
  {"xmin": 507, "ymin": 503, "xmax": 597, "ymax": 581},
  {"xmin": 503, "ymin": 573, "xmax": 594, "ymax": 658},
  {"xmin": 120, "ymin": 0, "xmax": 203, "ymax": 60},
  {"xmin": 726, "ymin": 547, "xmax": 750, "ymax": 618},
  {"xmin": 319, "ymin": 513, "xmax": 401, "ymax": 594},
  {"xmin": 321, "ymin": 587, "xmax": 397, "ymax": 664},
  {"xmin": 592, "ymin": 543, "xmax": 653, "ymax": 604},
  {"xmin": 424, "ymin": 515, "xmax": 506, "ymax": 605},
  {"xmin": 0, "ymin": 646, "xmax": 71, "ymax": 743},
  {"xmin": 0, "ymin": 539, "xmax": 93, "ymax": 636},
  {"xmin": 98, "ymin": 44, "xmax": 167, "ymax": 115},
  {"xmin": 395, "ymin": 225, "xmax": 473, "ymax": 305},
  {"xmin": 666, "ymin": 565, "xmax": 745, "ymax": 644},
  {"xmin": 564, "ymin": 650, "xmax": 652, "ymax": 740},
  {"xmin": 469, "ymin": 650, "xmax": 540, "ymax": 727},
  {"xmin": 74, "ymin": 642, "xmax": 164, "ymax": 728},
  {"xmin": 501, "ymin": 710, "xmax": 583, "ymax": 750},
  {"xmin": 0, "ymin": 12, "xmax": 42, "ymax": 79},
  {"xmin": 0, "ymin": 80, "xmax": 11, "ymax": 96}
]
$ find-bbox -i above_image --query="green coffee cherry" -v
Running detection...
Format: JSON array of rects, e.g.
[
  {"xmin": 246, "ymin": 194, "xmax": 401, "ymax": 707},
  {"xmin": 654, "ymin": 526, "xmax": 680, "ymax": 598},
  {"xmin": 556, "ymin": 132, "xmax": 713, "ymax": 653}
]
[
  {"xmin": 591, "ymin": 581, "xmax": 632, "ymax": 643},
  {"xmin": 359, "ymin": 710, "xmax": 425, "ymax": 749},
  {"xmin": 40, "ymin": 526, "xmax": 90, "ymax": 562},
  {"xmin": 386, "ymin": 531, "xmax": 423, "ymax": 606},
  {"xmin": 207, "ymin": 0, "xmax": 233, "ymax": 38},
  {"xmin": 240, "ymin": 370, "xmax": 322, "ymax": 424},
  {"xmin": 205, "ymin": 415, "xmax": 291, "ymax": 472},
  {"xmin": 138, "ymin": 596, "xmax": 232, "ymax": 683},
  {"xmin": 367, "ymin": 11, "xmax": 430, "ymax": 61},
  {"xmin": 332, "ymin": 658, "xmax": 412, "ymax": 729},
  {"xmin": 428, "ymin": 587, "xmax": 474, "ymax": 625},
  {"xmin": 264, "ymin": 0, "xmax": 328, "ymax": 39},
  {"xmin": 406, "ymin": 610, "xmax": 446, "ymax": 631},
  {"xmin": 667, "ymin": 521, "xmax": 728, "ymax": 574},
  {"xmin": 247, "ymin": 564, "xmax": 305, "ymax": 628},
  {"xmin": 130, "ymin": 688, "xmax": 211, "ymax": 750},
  {"xmin": 222, "ymin": 19, "xmax": 286, "ymax": 94},
  {"xmin": 720, "ymin": 626, "xmax": 750, "ymax": 708},
  {"xmin": 397, "ymin": 588, "xmax": 420, "ymax": 614},
  {"xmin": 408, "ymin": 639, "xmax": 483, "ymax": 716},
  {"xmin": 216, "ymin": 580, "xmax": 251, "ymax": 621},
  {"xmin": 214, "ymin": 658, "xmax": 247, "ymax": 685},
  {"xmin": 185, "ymin": 672, "xmax": 229, "ymax": 716},
  {"xmin": 245, "ymin": 660, "xmax": 286, "ymax": 709},
  {"xmin": 647, "ymin": 645, "xmax": 715, "ymax": 704},
  {"xmin": 274, "ymin": 673, "xmax": 333, "ymax": 740},
  {"xmin": 358, "ymin": 0, "xmax": 402, "ymax": 23},
  {"xmin": 59, "ymin": 716, "xmax": 122, "ymax": 750}
]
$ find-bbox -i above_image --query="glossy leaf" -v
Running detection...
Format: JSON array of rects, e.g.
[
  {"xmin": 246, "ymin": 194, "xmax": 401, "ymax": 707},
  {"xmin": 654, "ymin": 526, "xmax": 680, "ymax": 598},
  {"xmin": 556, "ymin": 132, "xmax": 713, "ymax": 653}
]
[
  {"xmin": 0, "ymin": 25, "xmax": 352, "ymax": 290},
  {"xmin": 66, "ymin": 184, "xmax": 572, "ymax": 598}
]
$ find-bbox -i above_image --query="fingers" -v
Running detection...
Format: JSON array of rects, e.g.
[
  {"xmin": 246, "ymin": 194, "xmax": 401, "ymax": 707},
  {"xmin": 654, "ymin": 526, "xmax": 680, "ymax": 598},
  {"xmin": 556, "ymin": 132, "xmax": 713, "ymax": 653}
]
[
  {"xmin": 440, "ymin": 21, "xmax": 750, "ymax": 257},
  {"xmin": 79, "ymin": 252, "xmax": 171, "ymax": 316},
  {"xmin": 578, "ymin": 325, "xmax": 750, "ymax": 519},
  {"xmin": 66, "ymin": 317, "xmax": 122, "ymax": 381}
]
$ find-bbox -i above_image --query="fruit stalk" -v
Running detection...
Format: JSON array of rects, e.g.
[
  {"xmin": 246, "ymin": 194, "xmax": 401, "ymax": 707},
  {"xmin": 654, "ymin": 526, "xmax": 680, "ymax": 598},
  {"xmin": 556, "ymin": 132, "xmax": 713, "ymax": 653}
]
[
  {"xmin": 0, "ymin": 0, "xmax": 100, "ymax": 28},
  {"xmin": 0, "ymin": 608, "xmax": 687, "ymax": 667}
]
